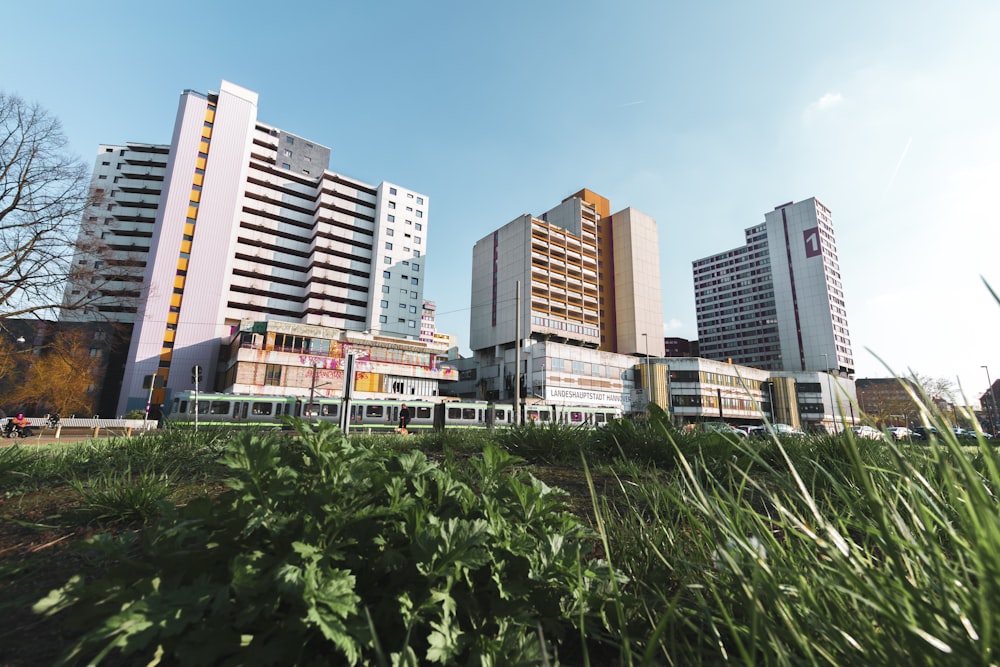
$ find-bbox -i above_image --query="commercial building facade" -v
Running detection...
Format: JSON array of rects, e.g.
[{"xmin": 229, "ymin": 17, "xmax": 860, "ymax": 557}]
[{"xmin": 692, "ymin": 198, "xmax": 854, "ymax": 377}]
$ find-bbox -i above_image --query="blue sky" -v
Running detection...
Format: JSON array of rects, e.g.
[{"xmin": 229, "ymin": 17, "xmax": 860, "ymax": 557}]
[{"xmin": 4, "ymin": 2, "xmax": 1000, "ymax": 402}]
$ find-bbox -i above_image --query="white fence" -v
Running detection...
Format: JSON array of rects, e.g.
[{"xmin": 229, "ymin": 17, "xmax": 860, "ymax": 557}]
[{"xmin": 14, "ymin": 417, "xmax": 154, "ymax": 438}]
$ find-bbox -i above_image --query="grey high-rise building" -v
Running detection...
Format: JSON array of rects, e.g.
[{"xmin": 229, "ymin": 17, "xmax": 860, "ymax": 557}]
[{"xmin": 692, "ymin": 198, "xmax": 854, "ymax": 376}]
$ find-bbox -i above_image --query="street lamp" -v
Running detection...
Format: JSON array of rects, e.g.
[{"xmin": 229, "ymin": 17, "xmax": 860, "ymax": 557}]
[
  {"xmin": 641, "ymin": 333, "xmax": 649, "ymax": 410},
  {"xmin": 821, "ymin": 353, "xmax": 835, "ymax": 432},
  {"xmin": 983, "ymin": 366, "xmax": 998, "ymax": 433}
]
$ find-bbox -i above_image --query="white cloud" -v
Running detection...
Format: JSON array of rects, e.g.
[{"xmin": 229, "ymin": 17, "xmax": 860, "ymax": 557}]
[
  {"xmin": 662, "ymin": 318, "xmax": 685, "ymax": 334},
  {"xmin": 805, "ymin": 92, "xmax": 844, "ymax": 115}
]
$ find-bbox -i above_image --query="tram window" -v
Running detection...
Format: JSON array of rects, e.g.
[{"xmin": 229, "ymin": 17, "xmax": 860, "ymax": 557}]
[
  {"xmin": 197, "ymin": 400, "xmax": 210, "ymax": 414},
  {"xmin": 365, "ymin": 405, "xmax": 383, "ymax": 418},
  {"xmin": 415, "ymin": 406, "xmax": 431, "ymax": 419},
  {"xmin": 177, "ymin": 400, "xmax": 187, "ymax": 413},
  {"xmin": 210, "ymin": 401, "xmax": 230, "ymax": 415},
  {"xmin": 495, "ymin": 409, "xmax": 506, "ymax": 422},
  {"xmin": 595, "ymin": 413, "xmax": 606, "ymax": 423},
  {"xmin": 570, "ymin": 411, "xmax": 583, "ymax": 422},
  {"xmin": 462, "ymin": 408, "xmax": 476, "ymax": 420},
  {"xmin": 252, "ymin": 402, "xmax": 273, "ymax": 416},
  {"xmin": 539, "ymin": 411, "xmax": 550, "ymax": 422},
  {"xmin": 447, "ymin": 407, "xmax": 462, "ymax": 420},
  {"xmin": 304, "ymin": 403, "xmax": 319, "ymax": 417},
  {"xmin": 322, "ymin": 404, "xmax": 338, "ymax": 417}
]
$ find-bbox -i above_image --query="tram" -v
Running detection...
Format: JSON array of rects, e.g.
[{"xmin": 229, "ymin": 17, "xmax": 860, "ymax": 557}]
[{"xmin": 167, "ymin": 392, "xmax": 621, "ymax": 432}]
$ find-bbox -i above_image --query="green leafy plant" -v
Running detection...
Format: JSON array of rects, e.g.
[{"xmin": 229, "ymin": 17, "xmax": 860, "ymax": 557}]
[
  {"xmin": 68, "ymin": 464, "xmax": 174, "ymax": 524},
  {"xmin": 36, "ymin": 420, "xmax": 620, "ymax": 665}
]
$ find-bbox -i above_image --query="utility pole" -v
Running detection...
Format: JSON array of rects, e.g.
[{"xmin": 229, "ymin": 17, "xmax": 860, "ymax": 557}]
[
  {"xmin": 642, "ymin": 332, "xmax": 649, "ymax": 412},
  {"xmin": 822, "ymin": 353, "xmax": 835, "ymax": 432},
  {"xmin": 514, "ymin": 280, "xmax": 521, "ymax": 426}
]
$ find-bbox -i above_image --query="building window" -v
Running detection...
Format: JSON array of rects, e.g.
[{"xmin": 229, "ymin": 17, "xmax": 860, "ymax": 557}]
[
  {"xmin": 381, "ymin": 300, "xmax": 389, "ymax": 307},
  {"xmin": 264, "ymin": 364, "xmax": 282, "ymax": 386},
  {"xmin": 411, "ymin": 290, "xmax": 418, "ymax": 298},
  {"xmin": 385, "ymin": 242, "xmax": 393, "ymax": 250},
  {"xmin": 379, "ymin": 315, "xmax": 388, "ymax": 323},
  {"xmin": 410, "ymin": 277, "xmax": 419, "ymax": 285},
  {"xmin": 389, "ymin": 187, "xmax": 397, "ymax": 195},
  {"xmin": 384, "ymin": 256, "xmax": 391, "ymax": 264},
  {"xmin": 412, "ymin": 264, "xmax": 419, "ymax": 272},
  {"xmin": 281, "ymin": 163, "xmax": 290, "ymax": 170},
  {"xmin": 383, "ymin": 270, "xmax": 391, "ymax": 278},
  {"xmin": 415, "ymin": 223, "xmax": 422, "ymax": 231},
  {"xmin": 388, "ymin": 202, "xmax": 396, "ymax": 209},
  {"xmin": 415, "ymin": 237, "xmax": 422, "ymax": 244},
  {"xmin": 409, "ymin": 305, "xmax": 417, "ymax": 313},
  {"xmin": 382, "ymin": 285, "xmax": 390, "ymax": 293},
  {"xmin": 416, "ymin": 197, "xmax": 424, "ymax": 204},
  {"xmin": 386, "ymin": 228, "xmax": 394, "ymax": 236},
  {"xmin": 283, "ymin": 149, "xmax": 292, "ymax": 157},
  {"xmin": 286, "ymin": 136, "xmax": 294, "ymax": 144},
  {"xmin": 399, "ymin": 303, "xmax": 407, "ymax": 309},
  {"xmin": 407, "ymin": 320, "xmax": 416, "ymax": 328},
  {"xmin": 387, "ymin": 215, "xmax": 395, "ymax": 222},
  {"xmin": 416, "ymin": 210, "xmax": 423, "ymax": 218},
  {"xmin": 414, "ymin": 250, "xmax": 421, "ymax": 258}
]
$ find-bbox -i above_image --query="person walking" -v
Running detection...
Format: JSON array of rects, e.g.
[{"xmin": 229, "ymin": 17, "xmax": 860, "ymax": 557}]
[{"xmin": 398, "ymin": 403, "xmax": 411, "ymax": 434}]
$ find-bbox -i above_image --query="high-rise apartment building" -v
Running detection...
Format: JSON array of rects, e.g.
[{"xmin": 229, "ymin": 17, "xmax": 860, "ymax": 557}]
[
  {"xmin": 692, "ymin": 197, "xmax": 854, "ymax": 375},
  {"xmin": 63, "ymin": 143, "xmax": 170, "ymax": 322},
  {"xmin": 65, "ymin": 81, "xmax": 432, "ymax": 413},
  {"xmin": 459, "ymin": 189, "xmax": 661, "ymax": 413},
  {"xmin": 470, "ymin": 189, "xmax": 663, "ymax": 357}
]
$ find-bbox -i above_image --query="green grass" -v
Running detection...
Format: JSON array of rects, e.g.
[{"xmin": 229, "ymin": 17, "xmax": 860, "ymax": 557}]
[{"xmin": 4, "ymin": 398, "xmax": 1000, "ymax": 665}]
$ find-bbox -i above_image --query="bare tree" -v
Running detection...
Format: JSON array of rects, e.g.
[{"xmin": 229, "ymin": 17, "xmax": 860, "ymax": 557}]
[
  {"xmin": 911, "ymin": 373, "xmax": 957, "ymax": 402},
  {"xmin": 0, "ymin": 92, "xmax": 98, "ymax": 323}
]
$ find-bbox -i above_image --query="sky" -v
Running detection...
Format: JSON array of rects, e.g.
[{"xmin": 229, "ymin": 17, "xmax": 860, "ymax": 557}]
[{"xmin": 4, "ymin": 1, "xmax": 1000, "ymax": 404}]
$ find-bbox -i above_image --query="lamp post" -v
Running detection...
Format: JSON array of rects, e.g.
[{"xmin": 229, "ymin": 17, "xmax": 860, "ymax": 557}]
[
  {"xmin": 766, "ymin": 380, "xmax": 775, "ymax": 421},
  {"xmin": 983, "ymin": 366, "xmax": 998, "ymax": 434},
  {"xmin": 641, "ymin": 333, "xmax": 649, "ymax": 411},
  {"xmin": 821, "ymin": 353, "xmax": 835, "ymax": 432},
  {"xmin": 308, "ymin": 362, "xmax": 318, "ymax": 422}
]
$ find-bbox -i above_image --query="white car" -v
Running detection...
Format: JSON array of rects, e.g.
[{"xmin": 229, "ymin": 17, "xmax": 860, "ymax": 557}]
[
  {"xmin": 850, "ymin": 425, "xmax": 881, "ymax": 439},
  {"xmin": 886, "ymin": 426, "xmax": 913, "ymax": 441}
]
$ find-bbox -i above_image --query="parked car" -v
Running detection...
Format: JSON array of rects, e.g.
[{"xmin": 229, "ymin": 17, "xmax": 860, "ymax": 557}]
[
  {"xmin": 747, "ymin": 423, "xmax": 805, "ymax": 437},
  {"xmin": 886, "ymin": 426, "xmax": 914, "ymax": 441},
  {"xmin": 850, "ymin": 425, "xmax": 882, "ymax": 439},
  {"xmin": 695, "ymin": 422, "xmax": 748, "ymax": 438},
  {"xmin": 911, "ymin": 426, "xmax": 939, "ymax": 441}
]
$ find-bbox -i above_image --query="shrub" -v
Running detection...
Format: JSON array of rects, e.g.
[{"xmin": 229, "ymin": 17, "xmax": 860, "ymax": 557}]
[{"xmin": 35, "ymin": 420, "xmax": 620, "ymax": 665}]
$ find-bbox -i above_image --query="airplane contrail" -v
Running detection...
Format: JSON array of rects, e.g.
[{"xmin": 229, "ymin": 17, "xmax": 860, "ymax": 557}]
[{"xmin": 885, "ymin": 136, "xmax": 913, "ymax": 195}]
